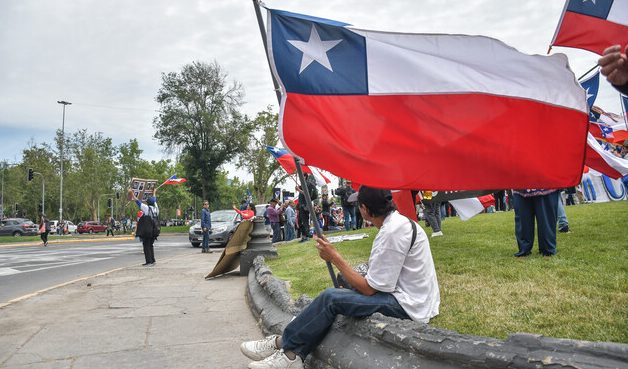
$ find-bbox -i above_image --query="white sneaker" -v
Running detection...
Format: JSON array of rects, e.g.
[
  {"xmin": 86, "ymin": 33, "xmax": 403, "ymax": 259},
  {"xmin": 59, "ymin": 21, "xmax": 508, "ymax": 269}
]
[
  {"xmin": 240, "ymin": 335, "xmax": 280, "ymax": 361},
  {"xmin": 431, "ymin": 231, "xmax": 443, "ymax": 237},
  {"xmin": 249, "ymin": 350, "xmax": 304, "ymax": 369}
]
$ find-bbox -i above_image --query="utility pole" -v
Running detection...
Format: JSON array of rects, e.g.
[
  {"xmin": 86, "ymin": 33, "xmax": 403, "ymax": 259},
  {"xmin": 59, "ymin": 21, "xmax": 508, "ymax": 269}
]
[{"xmin": 57, "ymin": 100, "xmax": 71, "ymax": 225}]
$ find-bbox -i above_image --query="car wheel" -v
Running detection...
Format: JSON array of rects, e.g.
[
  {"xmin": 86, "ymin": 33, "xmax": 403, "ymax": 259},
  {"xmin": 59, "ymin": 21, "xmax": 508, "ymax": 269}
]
[
  {"xmin": 89, "ymin": 229, "xmax": 94, "ymax": 234},
  {"xmin": 191, "ymin": 242, "xmax": 200, "ymax": 248},
  {"xmin": 12, "ymin": 231, "xmax": 22, "ymax": 237}
]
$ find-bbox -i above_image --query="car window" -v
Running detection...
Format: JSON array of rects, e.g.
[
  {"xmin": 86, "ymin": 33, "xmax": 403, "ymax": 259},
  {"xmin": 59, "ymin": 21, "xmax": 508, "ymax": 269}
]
[{"xmin": 210, "ymin": 210, "xmax": 237, "ymax": 222}]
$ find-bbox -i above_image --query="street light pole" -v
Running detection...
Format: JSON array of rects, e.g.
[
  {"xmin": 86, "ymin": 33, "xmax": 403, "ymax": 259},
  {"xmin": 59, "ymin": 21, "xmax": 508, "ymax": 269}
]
[{"xmin": 57, "ymin": 101, "xmax": 71, "ymax": 225}]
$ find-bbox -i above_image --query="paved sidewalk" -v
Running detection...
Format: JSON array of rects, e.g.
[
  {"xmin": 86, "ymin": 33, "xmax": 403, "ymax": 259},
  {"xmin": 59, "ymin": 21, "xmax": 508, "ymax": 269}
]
[{"xmin": 0, "ymin": 249, "xmax": 263, "ymax": 369}]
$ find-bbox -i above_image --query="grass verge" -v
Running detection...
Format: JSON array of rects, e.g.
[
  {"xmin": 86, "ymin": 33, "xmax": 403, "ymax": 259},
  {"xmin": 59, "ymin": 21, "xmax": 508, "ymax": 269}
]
[{"xmin": 266, "ymin": 201, "xmax": 628, "ymax": 343}]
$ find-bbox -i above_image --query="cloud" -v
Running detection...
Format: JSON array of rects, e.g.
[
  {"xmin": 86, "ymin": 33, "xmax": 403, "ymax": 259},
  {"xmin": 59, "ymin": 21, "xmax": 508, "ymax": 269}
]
[{"xmin": 0, "ymin": 0, "xmax": 621, "ymax": 175}]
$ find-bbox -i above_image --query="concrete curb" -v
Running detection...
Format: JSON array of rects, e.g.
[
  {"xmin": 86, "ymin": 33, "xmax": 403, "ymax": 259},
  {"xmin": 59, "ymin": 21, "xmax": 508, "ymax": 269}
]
[{"xmin": 246, "ymin": 256, "xmax": 628, "ymax": 369}]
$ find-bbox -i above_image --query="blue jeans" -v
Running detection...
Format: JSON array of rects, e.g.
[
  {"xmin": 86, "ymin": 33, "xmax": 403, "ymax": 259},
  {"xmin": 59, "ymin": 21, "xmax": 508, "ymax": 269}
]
[
  {"xmin": 271, "ymin": 222, "xmax": 282, "ymax": 243},
  {"xmin": 342, "ymin": 206, "xmax": 356, "ymax": 231},
  {"xmin": 582, "ymin": 177, "xmax": 596, "ymax": 201},
  {"xmin": 285, "ymin": 223, "xmax": 295, "ymax": 241},
  {"xmin": 282, "ymin": 288, "xmax": 409, "ymax": 359},
  {"xmin": 557, "ymin": 196, "xmax": 568, "ymax": 230},
  {"xmin": 202, "ymin": 229, "xmax": 210, "ymax": 251}
]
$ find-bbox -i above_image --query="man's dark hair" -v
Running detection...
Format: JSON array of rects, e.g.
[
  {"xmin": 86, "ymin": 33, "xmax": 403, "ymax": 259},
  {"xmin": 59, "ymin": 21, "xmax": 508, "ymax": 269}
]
[{"xmin": 357, "ymin": 186, "xmax": 396, "ymax": 217}]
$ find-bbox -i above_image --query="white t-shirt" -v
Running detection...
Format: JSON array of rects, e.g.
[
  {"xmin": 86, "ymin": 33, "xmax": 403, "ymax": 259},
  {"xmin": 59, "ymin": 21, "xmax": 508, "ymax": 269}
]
[{"xmin": 365, "ymin": 211, "xmax": 440, "ymax": 323}]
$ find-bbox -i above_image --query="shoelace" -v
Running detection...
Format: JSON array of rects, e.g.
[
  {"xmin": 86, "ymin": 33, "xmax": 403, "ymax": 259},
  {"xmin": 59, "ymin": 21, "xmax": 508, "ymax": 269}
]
[
  {"xmin": 256, "ymin": 337, "xmax": 277, "ymax": 352},
  {"xmin": 262, "ymin": 349, "xmax": 284, "ymax": 363}
]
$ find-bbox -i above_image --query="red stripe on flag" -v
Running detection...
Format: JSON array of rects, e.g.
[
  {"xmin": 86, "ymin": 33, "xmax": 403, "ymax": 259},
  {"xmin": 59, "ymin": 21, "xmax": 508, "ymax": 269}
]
[
  {"xmin": 585, "ymin": 144, "xmax": 623, "ymax": 179},
  {"xmin": 282, "ymin": 93, "xmax": 587, "ymax": 190},
  {"xmin": 553, "ymin": 11, "xmax": 628, "ymax": 55},
  {"xmin": 477, "ymin": 195, "xmax": 495, "ymax": 209},
  {"xmin": 276, "ymin": 156, "xmax": 297, "ymax": 174}
]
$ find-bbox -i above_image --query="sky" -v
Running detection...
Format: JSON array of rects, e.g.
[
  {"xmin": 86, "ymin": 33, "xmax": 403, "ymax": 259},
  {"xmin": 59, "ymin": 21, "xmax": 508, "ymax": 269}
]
[{"xmin": 0, "ymin": 0, "xmax": 624, "ymax": 182}]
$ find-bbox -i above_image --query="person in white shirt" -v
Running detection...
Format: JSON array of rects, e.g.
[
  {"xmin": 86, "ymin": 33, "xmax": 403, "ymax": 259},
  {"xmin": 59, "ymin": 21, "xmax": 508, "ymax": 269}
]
[{"xmin": 240, "ymin": 186, "xmax": 440, "ymax": 369}]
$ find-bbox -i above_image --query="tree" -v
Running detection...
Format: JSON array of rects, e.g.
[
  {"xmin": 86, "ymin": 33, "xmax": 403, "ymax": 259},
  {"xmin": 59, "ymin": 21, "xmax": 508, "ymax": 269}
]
[
  {"xmin": 65, "ymin": 130, "xmax": 118, "ymax": 221},
  {"xmin": 153, "ymin": 61, "xmax": 253, "ymax": 207},
  {"xmin": 236, "ymin": 106, "xmax": 289, "ymax": 203}
]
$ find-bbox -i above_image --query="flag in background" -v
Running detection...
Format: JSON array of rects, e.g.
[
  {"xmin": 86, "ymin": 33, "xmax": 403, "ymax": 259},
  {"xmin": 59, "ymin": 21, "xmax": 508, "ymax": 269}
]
[
  {"xmin": 551, "ymin": 0, "xmax": 628, "ymax": 55},
  {"xmin": 391, "ymin": 190, "xmax": 418, "ymax": 221},
  {"xmin": 266, "ymin": 145, "xmax": 331, "ymax": 186},
  {"xmin": 266, "ymin": 145, "xmax": 298, "ymax": 173},
  {"xmin": 450, "ymin": 195, "xmax": 495, "ymax": 221},
  {"xmin": 579, "ymin": 70, "xmax": 600, "ymax": 120},
  {"xmin": 268, "ymin": 8, "xmax": 588, "ymax": 191},
  {"xmin": 585, "ymin": 132, "xmax": 628, "ymax": 178},
  {"xmin": 163, "ymin": 175, "xmax": 187, "ymax": 185}
]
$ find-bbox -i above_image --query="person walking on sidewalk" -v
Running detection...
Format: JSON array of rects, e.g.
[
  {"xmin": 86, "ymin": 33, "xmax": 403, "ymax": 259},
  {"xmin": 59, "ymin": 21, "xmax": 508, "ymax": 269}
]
[
  {"xmin": 106, "ymin": 216, "xmax": 115, "ymax": 237},
  {"xmin": 240, "ymin": 186, "xmax": 440, "ymax": 369},
  {"xmin": 129, "ymin": 189, "xmax": 159, "ymax": 266},
  {"xmin": 39, "ymin": 214, "xmax": 50, "ymax": 247},
  {"xmin": 201, "ymin": 200, "xmax": 212, "ymax": 253}
]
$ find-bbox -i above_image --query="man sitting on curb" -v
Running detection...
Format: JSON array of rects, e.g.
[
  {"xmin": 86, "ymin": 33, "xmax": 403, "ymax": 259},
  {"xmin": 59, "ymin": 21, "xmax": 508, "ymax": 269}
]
[{"xmin": 240, "ymin": 186, "xmax": 441, "ymax": 369}]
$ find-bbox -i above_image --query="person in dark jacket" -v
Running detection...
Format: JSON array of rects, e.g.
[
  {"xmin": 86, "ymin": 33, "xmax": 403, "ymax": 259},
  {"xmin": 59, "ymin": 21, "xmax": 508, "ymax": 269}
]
[
  {"xmin": 129, "ymin": 188, "xmax": 159, "ymax": 266},
  {"xmin": 334, "ymin": 180, "xmax": 356, "ymax": 231},
  {"xmin": 201, "ymin": 200, "xmax": 212, "ymax": 253}
]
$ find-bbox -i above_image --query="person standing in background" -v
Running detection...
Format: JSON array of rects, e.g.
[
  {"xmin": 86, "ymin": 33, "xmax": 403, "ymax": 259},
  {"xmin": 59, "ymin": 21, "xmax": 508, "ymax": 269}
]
[
  {"xmin": 201, "ymin": 200, "xmax": 212, "ymax": 253},
  {"xmin": 39, "ymin": 214, "xmax": 50, "ymax": 247}
]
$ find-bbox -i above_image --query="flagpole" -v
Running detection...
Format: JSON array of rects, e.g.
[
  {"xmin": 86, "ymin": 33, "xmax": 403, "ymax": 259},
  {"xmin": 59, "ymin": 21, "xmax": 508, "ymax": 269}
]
[
  {"xmin": 252, "ymin": 0, "xmax": 338, "ymax": 288},
  {"xmin": 577, "ymin": 65, "xmax": 598, "ymax": 81}
]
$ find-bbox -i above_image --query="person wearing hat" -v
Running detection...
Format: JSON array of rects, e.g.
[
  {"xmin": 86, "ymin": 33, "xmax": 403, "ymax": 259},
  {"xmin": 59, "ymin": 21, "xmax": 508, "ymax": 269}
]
[
  {"xmin": 128, "ymin": 188, "xmax": 159, "ymax": 266},
  {"xmin": 240, "ymin": 186, "xmax": 440, "ymax": 369},
  {"xmin": 266, "ymin": 198, "xmax": 282, "ymax": 243}
]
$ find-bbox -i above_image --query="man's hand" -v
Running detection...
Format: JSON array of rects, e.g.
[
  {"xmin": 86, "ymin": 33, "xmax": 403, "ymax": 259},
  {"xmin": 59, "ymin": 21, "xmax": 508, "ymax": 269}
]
[
  {"xmin": 599, "ymin": 45, "xmax": 628, "ymax": 86},
  {"xmin": 314, "ymin": 234, "xmax": 339, "ymax": 262},
  {"xmin": 315, "ymin": 234, "xmax": 378, "ymax": 296}
]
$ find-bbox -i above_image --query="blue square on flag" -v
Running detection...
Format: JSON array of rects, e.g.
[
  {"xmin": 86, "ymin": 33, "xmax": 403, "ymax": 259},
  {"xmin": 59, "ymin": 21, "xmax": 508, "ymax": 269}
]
[
  {"xmin": 270, "ymin": 9, "xmax": 367, "ymax": 95},
  {"xmin": 566, "ymin": 0, "xmax": 614, "ymax": 19}
]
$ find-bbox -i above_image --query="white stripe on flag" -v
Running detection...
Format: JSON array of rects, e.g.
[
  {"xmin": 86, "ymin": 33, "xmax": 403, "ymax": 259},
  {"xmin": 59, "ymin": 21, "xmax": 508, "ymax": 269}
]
[
  {"xmin": 351, "ymin": 30, "xmax": 586, "ymax": 113},
  {"xmin": 450, "ymin": 198, "xmax": 485, "ymax": 221}
]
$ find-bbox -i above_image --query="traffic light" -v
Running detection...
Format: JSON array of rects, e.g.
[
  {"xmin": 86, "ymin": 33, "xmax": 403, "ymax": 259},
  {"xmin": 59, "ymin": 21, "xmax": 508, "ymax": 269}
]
[
  {"xmin": 27, "ymin": 168, "xmax": 34, "ymax": 181},
  {"xmin": 38, "ymin": 204, "xmax": 43, "ymax": 213},
  {"xmin": 107, "ymin": 198, "xmax": 113, "ymax": 208},
  {"xmin": 116, "ymin": 192, "xmax": 120, "ymax": 199}
]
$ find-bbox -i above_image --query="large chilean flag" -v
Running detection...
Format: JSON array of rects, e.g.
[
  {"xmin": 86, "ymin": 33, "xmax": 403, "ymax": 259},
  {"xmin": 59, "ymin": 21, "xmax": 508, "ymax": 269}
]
[
  {"xmin": 551, "ymin": 0, "xmax": 628, "ymax": 55},
  {"xmin": 267, "ymin": 9, "xmax": 588, "ymax": 191}
]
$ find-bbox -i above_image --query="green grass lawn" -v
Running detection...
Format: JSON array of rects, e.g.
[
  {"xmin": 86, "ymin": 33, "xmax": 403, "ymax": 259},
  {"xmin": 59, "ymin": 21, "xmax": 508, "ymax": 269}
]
[
  {"xmin": 0, "ymin": 225, "xmax": 188, "ymax": 244},
  {"xmin": 267, "ymin": 201, "xmax": 628, "ymax": 343}
]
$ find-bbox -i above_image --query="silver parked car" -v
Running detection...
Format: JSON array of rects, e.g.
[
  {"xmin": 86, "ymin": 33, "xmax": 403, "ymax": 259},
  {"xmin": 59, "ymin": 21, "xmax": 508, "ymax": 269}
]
[{"xmin": 188, "ymin": 209, "xmax": 240, "ymax": 248}]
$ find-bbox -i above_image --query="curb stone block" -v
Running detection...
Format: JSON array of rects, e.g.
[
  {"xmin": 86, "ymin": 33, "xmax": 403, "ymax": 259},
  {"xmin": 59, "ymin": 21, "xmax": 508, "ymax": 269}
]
[{"xmin": 246, "ymin": 256, "xmax": 628, "ymax": 369}]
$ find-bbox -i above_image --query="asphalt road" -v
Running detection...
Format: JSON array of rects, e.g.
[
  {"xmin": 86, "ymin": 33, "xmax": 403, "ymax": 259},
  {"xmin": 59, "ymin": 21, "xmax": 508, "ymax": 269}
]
[{"xmin": 0, "ymin": 234, "xmax": 204, "ymax": 304}]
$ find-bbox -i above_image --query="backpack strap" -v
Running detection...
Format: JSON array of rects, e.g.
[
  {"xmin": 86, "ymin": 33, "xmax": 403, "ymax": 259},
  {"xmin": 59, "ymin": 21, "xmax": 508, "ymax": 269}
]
[{"xmin": 407, "ymin": 217, "xmax": 417, "ymax": 251}]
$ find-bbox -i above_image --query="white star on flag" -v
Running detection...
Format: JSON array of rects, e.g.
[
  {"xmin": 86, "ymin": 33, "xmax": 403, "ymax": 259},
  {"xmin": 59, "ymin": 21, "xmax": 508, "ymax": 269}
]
[
  {"xmin": 287, "ymin": 25, "xmax": 342, "ymax": 74},
  {"xmin": 585, "ymin": 87, "xmax": 594, "ymax": 102}
]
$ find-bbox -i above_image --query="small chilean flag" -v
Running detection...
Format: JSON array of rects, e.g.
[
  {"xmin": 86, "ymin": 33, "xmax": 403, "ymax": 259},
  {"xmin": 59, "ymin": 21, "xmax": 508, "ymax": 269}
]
[
  {"xmin": 551, "ymin": 0, "xmax": 628, "ymax": 55},
  {"xmin": 266, "ymin": 145, "xmax": 331, "ymax": 185},
  {"xmin": 450, "ymin": 195, "xmax": 495, "ymax": 221},
  {"xmin": 266, "ymin": 145, "xmax": 298, "ymax": 173},
  {"xmin": 163, "ymin": 175, "xmax": 187, "ymax": 185}
]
